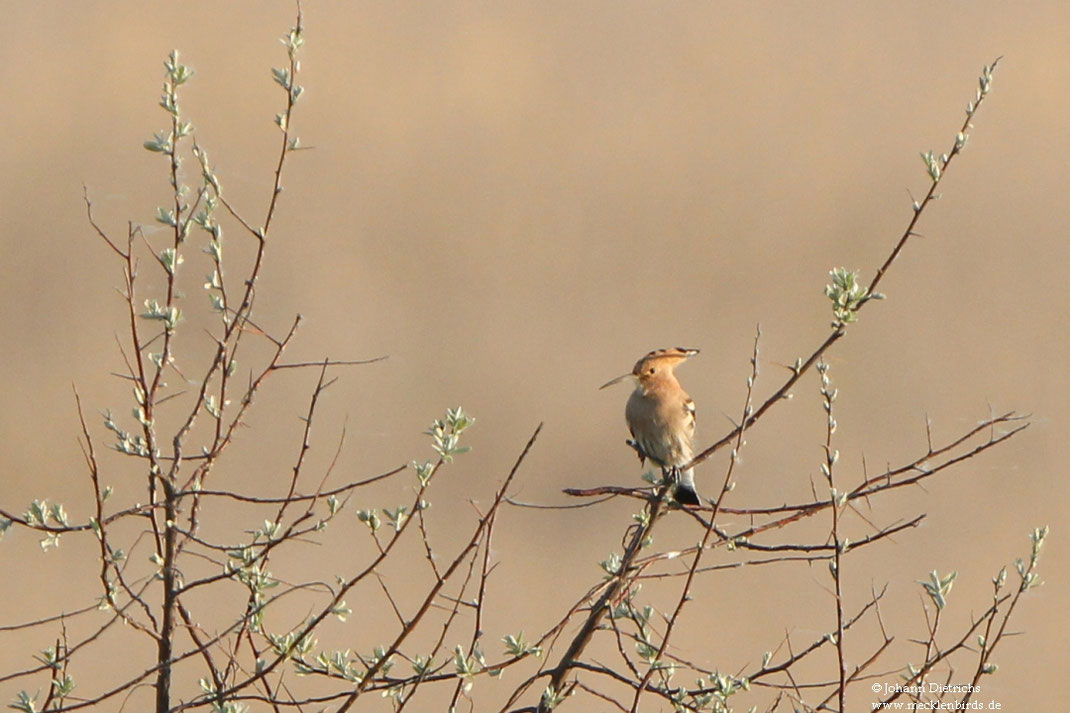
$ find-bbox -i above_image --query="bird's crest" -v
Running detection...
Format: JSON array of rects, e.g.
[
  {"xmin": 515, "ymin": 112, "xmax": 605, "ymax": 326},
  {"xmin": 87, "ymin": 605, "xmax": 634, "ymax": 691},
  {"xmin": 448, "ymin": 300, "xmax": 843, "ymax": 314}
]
[
  {"xmin": 600, "ymin": 347, "xmax": 699, "ymax": 390},
  {"xmin": 632, "ymin": 347, "xmax": 699, "ymax": 376}
]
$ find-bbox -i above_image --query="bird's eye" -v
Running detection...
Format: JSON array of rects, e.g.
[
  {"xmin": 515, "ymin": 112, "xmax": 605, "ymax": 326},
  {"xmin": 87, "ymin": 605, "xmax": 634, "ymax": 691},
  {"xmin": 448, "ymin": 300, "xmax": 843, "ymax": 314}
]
[{"xmin": 648, "ymin": 368, "xmax": 655, "ymax": 375}]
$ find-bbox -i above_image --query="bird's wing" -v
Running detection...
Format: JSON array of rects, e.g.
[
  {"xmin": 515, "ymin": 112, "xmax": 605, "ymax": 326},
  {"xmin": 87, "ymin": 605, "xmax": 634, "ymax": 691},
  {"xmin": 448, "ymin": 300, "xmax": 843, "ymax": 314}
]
[
  {"xmin": 626, "ymin": 425, "xmax": 647, "ymax": 465},
  {"xmin": 683, "ymin": 397, "xmax": 696, "ymax": 436}
]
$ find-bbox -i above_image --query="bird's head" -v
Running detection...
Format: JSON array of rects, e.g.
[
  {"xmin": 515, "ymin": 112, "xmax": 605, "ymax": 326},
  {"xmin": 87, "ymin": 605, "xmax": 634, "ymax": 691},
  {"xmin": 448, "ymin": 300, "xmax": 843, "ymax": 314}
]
[{"xmin": 599, "ymin": 347, "xmax": 699, "ymax": 390}]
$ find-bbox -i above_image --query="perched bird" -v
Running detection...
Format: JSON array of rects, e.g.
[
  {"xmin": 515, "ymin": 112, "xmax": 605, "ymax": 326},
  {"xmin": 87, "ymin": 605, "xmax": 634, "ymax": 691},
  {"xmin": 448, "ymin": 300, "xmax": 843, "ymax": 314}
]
[{"xmin": 600, "ymin": 348, "xmax": 701, "ymax": 505}]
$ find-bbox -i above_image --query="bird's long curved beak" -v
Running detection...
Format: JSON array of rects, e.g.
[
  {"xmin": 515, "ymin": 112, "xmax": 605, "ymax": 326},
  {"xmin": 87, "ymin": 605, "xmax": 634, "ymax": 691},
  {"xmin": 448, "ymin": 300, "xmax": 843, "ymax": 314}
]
[{"xmin": 599, "ymin": 373, "xmax": 632, "ymax": 390}]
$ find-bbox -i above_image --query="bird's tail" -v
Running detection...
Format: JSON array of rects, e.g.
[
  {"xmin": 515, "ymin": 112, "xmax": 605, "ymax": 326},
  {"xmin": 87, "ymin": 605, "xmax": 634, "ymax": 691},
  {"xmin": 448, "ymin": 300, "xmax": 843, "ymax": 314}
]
[{"xmin": 673, "ymin": 467, "xmax": 701, "ymax": 506}]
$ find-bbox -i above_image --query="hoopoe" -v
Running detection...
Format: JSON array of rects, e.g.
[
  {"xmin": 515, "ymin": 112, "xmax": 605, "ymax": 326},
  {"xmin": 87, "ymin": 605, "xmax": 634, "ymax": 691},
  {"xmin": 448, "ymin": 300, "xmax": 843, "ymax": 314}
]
[{"xmin": 600, "ymin": 347, "xmax": 701, "ymax": 505}]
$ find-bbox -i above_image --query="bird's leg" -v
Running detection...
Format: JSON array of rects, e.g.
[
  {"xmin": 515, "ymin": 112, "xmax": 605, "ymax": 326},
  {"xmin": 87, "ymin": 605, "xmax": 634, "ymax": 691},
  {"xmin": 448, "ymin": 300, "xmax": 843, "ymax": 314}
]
[
  {"xmin": 668, "ymin": 465, "xmax": 701, "ymax": 507},
  {"xmin": 657, "ymin": 465, "xmax": 675, "ymax": 492}
]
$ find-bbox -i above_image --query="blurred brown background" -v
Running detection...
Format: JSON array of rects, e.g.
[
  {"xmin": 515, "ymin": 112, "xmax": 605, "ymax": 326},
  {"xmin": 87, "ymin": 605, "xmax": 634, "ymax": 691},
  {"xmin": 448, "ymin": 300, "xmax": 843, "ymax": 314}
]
[{"xmin": 0, "ymin": 1, "xmax": 1066, "ymax": 710}]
